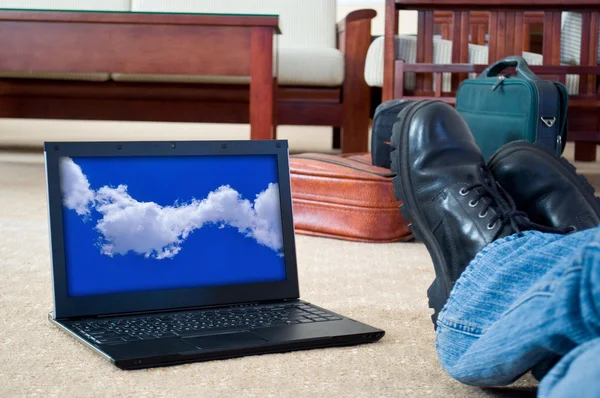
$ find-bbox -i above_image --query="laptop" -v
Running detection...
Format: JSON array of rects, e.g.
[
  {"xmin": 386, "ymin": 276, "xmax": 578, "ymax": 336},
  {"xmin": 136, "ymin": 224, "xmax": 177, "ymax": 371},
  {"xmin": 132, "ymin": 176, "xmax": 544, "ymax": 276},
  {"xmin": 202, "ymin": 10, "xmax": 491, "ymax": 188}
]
[{"xmin": 45, "ymin": 140, "xmax": 384, "ymax": 369}]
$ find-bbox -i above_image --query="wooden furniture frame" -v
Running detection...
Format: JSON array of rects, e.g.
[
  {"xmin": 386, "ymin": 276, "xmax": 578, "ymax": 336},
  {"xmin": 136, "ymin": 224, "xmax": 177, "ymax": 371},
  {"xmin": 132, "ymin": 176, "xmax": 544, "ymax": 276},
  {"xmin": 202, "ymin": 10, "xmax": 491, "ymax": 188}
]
[
  {"xmin": 384, "ymin": 0, "xmax": 600, "ymax": 161},
  {"xmin": 434, "ymin": 11, "xmax": 544, "ymax": 51},
  {"xmin": 0, "ymin": 9, "xmax": 376, "ymax": 153}
]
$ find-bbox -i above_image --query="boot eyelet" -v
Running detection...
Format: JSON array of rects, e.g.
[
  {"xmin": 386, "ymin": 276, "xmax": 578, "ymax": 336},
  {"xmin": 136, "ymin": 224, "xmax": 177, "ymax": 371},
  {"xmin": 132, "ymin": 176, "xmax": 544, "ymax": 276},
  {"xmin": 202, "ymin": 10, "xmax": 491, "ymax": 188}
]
[
  {"xmin": 479, "ymin": 210, "xmax": 488, "ymax": 218},
  {"xmin": 459, "ymin": 188, "xmax": 468, "ymax": 196},
  {"xmin": 487, "ymin": 222, "xmax": 496, "ymax": 230},
  {"xmin": 469, "ymin": 199, "xmax": 478, "ymax": 207}
]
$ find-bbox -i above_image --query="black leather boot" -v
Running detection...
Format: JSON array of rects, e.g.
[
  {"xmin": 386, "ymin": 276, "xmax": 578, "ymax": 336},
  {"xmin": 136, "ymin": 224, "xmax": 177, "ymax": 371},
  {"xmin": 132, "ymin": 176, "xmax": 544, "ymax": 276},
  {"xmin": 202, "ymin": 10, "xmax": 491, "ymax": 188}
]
[
  {"xmin": 389, "ymin": 101, "xmax": 565, "ymax": 327},
  {"xmin": 489, "ymin": 141, "xmax": 600, "ymax": 232}
]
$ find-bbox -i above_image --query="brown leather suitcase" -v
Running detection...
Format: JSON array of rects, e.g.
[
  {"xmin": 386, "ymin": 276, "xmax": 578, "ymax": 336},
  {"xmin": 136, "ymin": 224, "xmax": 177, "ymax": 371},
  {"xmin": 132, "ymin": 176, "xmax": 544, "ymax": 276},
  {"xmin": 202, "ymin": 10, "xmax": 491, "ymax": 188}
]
[{"xmin": 289, "ymin": 153, "xmax": 412, "ymax": 242}]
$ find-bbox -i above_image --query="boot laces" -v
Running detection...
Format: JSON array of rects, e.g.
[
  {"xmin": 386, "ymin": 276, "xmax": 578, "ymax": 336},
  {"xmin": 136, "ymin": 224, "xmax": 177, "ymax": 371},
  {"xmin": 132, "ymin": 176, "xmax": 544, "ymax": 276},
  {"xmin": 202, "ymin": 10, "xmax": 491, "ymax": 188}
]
[{"xmin": 460, "ymin": 163, "xmax": 572, "ymax": 239}]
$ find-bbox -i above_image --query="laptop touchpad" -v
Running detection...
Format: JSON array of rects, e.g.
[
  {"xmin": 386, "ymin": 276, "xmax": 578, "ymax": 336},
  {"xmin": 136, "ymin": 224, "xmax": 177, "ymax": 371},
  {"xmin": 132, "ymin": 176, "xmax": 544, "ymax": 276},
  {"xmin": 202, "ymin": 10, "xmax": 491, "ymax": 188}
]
[{"xmin": 184, "ymin": 332, "xmax": 267, "ymax": 349}]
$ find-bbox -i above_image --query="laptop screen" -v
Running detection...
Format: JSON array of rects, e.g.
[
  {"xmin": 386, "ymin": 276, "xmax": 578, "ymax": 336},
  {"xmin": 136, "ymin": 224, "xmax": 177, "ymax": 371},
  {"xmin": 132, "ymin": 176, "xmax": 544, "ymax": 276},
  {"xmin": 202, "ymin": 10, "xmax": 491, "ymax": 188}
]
[{"xmin": 58, "ymin": 154, "xmax": 286, "ymax": 297}]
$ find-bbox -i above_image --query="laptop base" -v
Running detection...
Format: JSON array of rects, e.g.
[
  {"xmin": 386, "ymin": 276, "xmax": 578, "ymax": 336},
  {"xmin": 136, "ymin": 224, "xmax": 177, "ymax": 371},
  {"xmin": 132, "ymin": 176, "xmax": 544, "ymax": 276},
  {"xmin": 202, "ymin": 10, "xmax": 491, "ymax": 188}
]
[{"xmin": 50, "ymin": 300, "xmax": 384, "ymax": 370}]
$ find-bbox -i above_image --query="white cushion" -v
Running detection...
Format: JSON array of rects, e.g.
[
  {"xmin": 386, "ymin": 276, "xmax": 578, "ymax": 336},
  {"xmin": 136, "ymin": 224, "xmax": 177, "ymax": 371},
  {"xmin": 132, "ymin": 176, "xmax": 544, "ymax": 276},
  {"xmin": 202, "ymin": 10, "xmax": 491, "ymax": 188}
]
[
  {"xmin": 278, "ymin": 47, "xmax": 344, "ymax": 86},
  {"xmin": 0, "ymin": 0, "xmax": 129, "ymax": 10},
  {"xmin": 131, "ymin": 0, "xmax": 337, "ymax": 49},
  {"xmin": 364, "ymin": 35, "xmax": 453, "ymax": 92},
  {"xmin": 466, "ymin": 44, "xmax": 545, "ymax": 67},
  {"xmin": 561, "ymin": 12, "xmax": 600, "ymax": 66},
  {"xmin": 112, "ymin": 47, "xmax": 344, "ymax": 87},
  {"xmin": 468, "ymin": 43, "xmax": 489, "ymax": 65}
]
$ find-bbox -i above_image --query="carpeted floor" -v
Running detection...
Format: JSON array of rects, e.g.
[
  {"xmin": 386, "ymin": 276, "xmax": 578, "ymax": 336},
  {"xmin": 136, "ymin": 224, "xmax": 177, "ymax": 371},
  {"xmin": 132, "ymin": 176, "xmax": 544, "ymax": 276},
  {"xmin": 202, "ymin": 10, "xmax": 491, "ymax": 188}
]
[{"xmin": 1, "ymin": 135, "xmax": 598, "ymax": 397}]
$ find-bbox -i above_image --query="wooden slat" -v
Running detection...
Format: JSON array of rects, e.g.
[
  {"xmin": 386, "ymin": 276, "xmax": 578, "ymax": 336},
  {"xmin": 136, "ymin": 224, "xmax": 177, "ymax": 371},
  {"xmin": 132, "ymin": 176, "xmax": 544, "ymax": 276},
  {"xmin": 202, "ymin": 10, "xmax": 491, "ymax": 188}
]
[
  {"xmin": 394, "ymin": 60, "xmax": 406, "ymax": 98},
  {"xmin": 384, "ymin": 0, "xmax": 398, "ymax": 101},
  {"xmin": 543, "ymin": 11, "xmax": 561, "ymax": 65},
  {"xmin": 396, "ymin": 62, "xmax": 481, "ymax": 73},
  {"xmin": 514, "ymin": 12, "xmax": 524, "ymax": 54},
  {"xmin": 451, "ymin": 13, "xmax": 462, "ymax": 62},
  {"xmin": 505, "ymin": 12, "xmax": 516, "ymax": 57},
  {"xmin": 489, "ymin": 12, "xmax": 498, "ymax": 61},
  {"xmin": 474, "ymin": 25, "xmax": 486, "ymax": 45},
  {"xmin": 249, "ymin": 27, "xmax": 274, "ymax": 140},
  {"xmin": 395, "ymin": 62, "xmax": 600, "ymax": 75},
  {"xmin": 424, "ymin": 10, "xmax": 435, "ymax": 92},
  {"xmin": 0, "ymin": 80, "xmax": 342, "ymax": 102},
  {"xmin": 523, "ymin": 22, "xmax": 531, "ymax": 51},
  {"xmin": 580, "ymin": 12, "xmax": 600, "ymax": 95},
  {"xmin": 497, "ymin": 12, "xmax": 507, "ymax": 58},
  {"xmin": 451, "ymin": 11, "xmax": 470, "ymax": 89},
  {"xmin": 416, "ymin": 11, "xmax": 425, "ymax": 93},
  {"xmin": 434, "ymin": 73, "xmax": 443, "ymax": 97},
  {"xmin": 416, "ymin": 10, "xmax": 434, "ymax": 92},
  {"xmin": 552, "ymin": 11, "xmax": 562, "ymax": 64},
  {"xmin": 425, "ymin": 11, "xmax": 435, "ymax": 64},
  {"xmin": 0, "ymin": 10, "xmax": 281, "ymax": 31},
  {"xmin": 441, "ymin": 24, "xmax": 451, "ymax": 39},
  {"xmin": 459, "ymin": 12, "xmax": 470, "ymax": 60},
  {"xmin": 542, "ymin": 12, "xmax": 554, "ymax": 63},
  {"xmin": 574, "ymin": 11, "xmax": 598, "ymax": 163},
  {"xmin": 340, "ymin": 12, "xmax": 374, "ymax": 153},
  {"xmin": 0, "ymin": 79, "xmax": 345, "ymax": 126},
  {"xmin": 459, "ymin": 11, "xmax": 470, "ymax": 85},
  {"xmin": 592, "ymin": 12, "xmax": 600, "ymax": 93}
]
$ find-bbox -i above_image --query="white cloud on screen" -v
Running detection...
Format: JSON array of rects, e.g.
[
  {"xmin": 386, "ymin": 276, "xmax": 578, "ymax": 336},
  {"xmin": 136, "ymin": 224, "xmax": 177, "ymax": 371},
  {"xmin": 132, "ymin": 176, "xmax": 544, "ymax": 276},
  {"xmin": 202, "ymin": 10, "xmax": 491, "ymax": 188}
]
[
  {"xmin": 60, "ymin": 157, "xmax": 283, "ymax": 259},
  {"xmin": 59, "ymin": 157, "xmax": 95, "ymax": 216}
]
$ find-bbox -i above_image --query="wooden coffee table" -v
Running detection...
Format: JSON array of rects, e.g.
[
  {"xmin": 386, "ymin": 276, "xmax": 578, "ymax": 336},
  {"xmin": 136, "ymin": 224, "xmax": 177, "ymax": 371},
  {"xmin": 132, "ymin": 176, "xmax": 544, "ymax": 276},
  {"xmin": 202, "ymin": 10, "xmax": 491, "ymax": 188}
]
[{"xmin": 0, "ymin": 10, "xmax": 280, "ymax": 141}]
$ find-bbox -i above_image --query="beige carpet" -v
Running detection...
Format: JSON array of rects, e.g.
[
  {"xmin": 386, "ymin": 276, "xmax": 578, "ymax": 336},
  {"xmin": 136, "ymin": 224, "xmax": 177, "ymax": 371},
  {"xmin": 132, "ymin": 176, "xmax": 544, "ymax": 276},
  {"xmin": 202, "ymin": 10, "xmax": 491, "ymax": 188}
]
[{"xmin": 1, "ymin": 131, "xmax": 599, "ymax": 397}]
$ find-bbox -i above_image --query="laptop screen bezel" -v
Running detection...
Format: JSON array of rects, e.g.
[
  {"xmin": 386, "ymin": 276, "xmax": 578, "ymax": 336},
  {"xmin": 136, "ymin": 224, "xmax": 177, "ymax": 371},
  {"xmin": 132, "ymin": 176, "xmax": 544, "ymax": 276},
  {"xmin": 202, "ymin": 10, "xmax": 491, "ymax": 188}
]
[{"xmin": 45, "ymin": 140, "xmax": 300, "ymax": 319}]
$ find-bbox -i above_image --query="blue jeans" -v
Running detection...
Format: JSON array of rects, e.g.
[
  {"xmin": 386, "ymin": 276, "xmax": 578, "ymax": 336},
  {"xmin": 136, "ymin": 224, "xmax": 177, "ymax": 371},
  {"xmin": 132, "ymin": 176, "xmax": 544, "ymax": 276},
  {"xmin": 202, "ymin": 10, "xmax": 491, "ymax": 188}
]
[{"xmin": 436, "ymin": 226, "xmax": 600, "ymax": 397}]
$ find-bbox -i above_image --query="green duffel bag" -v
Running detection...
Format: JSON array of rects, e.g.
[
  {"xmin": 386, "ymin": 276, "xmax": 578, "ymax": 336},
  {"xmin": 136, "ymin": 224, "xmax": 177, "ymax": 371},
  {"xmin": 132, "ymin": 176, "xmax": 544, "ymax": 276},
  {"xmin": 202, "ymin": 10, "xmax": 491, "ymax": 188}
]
[{"xmin": 456, "ymin": 56, "xmax": 568, "ymax": 161}]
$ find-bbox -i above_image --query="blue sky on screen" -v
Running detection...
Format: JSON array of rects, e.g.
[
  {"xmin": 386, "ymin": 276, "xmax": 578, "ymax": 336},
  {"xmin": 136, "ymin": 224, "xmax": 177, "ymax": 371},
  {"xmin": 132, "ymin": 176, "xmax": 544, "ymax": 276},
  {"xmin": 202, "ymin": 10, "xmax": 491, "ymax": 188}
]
[{"xmin": 59, "ymin": 155, "xmax": 286, "ymax": 297}]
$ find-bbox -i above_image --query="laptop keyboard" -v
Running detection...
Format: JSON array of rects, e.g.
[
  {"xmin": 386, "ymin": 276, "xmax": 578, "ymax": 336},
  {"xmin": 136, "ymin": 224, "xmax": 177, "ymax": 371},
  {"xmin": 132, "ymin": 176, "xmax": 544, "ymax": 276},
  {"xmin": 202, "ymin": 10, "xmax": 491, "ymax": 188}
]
[{"xmin": 70, "ymin": 303, "xmax": 342, "ymax": 345}]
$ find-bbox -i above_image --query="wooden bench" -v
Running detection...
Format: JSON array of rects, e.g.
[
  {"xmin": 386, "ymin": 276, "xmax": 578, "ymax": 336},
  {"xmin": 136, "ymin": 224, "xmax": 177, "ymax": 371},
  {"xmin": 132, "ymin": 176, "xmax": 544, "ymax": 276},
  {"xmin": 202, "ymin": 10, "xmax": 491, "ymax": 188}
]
[
  {"xmin": 384, "ymin": 0, "xmax": 600, "ymax": 161},
  {"xmin": 0, "ymin": 5, "xmax": 376, "ymax": 154}
]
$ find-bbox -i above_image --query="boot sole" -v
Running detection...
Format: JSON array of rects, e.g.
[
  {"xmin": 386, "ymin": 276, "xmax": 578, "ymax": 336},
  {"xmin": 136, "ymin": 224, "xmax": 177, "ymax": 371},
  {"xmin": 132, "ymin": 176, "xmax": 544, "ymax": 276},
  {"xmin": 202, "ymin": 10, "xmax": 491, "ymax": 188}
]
[
  {"xmin": 488, "ymin": 141, "xmax": 600, "ymax": 224},
  {"xmin": 389, "ymin": 101, "xmax": 452, "ymax": 328}
]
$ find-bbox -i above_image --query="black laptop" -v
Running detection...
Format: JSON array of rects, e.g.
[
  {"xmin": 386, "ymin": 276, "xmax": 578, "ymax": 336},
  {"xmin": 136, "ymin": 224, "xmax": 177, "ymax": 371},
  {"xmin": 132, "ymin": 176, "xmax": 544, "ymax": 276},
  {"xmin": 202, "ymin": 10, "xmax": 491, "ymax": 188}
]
[{"xmin": 45, "ymin": 140, "xmax": 384, "ymax": 369}]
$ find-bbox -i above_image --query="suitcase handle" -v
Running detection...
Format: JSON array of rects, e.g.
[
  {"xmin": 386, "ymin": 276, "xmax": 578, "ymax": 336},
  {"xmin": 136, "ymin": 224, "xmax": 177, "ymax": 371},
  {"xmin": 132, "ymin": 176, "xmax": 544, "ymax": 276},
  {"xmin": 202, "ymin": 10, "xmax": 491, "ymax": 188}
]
[{"xmin": 480, "ymin": 56, "xmax": 539, "ymax": 82}]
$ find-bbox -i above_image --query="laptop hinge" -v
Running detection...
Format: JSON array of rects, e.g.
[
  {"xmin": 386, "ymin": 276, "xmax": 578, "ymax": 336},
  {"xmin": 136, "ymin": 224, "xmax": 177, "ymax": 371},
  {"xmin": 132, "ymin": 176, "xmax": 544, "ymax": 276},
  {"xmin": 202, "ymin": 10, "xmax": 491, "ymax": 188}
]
[{"xmin": 62, "ymin": 298, "xmax": 301, "ymax": 320}]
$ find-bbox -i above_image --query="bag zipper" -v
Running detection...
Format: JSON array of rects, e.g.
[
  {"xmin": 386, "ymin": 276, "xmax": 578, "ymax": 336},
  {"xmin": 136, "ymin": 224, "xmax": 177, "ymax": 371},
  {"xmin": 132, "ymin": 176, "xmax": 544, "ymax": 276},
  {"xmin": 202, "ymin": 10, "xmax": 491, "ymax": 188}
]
[{"xmin": 491, "ymin": 74, "xmax": 508, "ymax": 91}]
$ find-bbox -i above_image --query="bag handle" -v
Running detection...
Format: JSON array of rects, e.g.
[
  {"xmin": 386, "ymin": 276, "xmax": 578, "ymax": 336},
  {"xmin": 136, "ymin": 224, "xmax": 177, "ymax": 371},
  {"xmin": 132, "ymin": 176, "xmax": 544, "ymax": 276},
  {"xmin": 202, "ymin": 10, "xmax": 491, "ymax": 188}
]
[{"xmin": 479, "ymin": 56, "xmax": 539, "ymax": 81}]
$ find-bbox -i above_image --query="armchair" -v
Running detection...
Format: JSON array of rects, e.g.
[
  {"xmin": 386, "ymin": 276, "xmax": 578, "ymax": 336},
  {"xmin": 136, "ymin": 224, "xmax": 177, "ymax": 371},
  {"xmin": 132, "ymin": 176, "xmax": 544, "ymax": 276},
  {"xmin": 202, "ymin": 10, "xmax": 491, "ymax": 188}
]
[{"xmin": 376, "ymin": 0, "xmax": 600, "ymax": 161}]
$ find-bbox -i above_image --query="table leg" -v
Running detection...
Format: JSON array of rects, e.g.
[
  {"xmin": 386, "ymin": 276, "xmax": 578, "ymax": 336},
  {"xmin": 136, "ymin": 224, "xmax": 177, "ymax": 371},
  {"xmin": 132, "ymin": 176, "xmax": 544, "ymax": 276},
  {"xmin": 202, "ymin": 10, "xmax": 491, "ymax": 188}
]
[
  {"xmin": 272, "ymin": 77, "xmax": 278, "ymax": 140},
  {"xmin": 250, "ymin": 27, "xmax": 274, "ymax": 140}
]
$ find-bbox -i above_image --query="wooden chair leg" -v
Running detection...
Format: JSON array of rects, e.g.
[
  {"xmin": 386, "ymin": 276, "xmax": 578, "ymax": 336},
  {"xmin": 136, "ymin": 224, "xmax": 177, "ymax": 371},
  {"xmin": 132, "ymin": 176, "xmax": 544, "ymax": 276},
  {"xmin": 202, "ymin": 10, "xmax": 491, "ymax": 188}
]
[
  {"xmin": 332, "ymin": 127, "xmax": 342, "ymax": 149},
  {"xmin": 341, "ymin": 106, "xmax": 370, "ymax": 153},
  {"xmin": 574, "ymin": 141, "xmax": 597, "ymax": 162},
  {"xmin": 339, "ymin": 8, "xmax": 373, "ymax": 153},
  {"xmin": 273, "ymin": 77, "xmax": 278, "ymax": 140}
]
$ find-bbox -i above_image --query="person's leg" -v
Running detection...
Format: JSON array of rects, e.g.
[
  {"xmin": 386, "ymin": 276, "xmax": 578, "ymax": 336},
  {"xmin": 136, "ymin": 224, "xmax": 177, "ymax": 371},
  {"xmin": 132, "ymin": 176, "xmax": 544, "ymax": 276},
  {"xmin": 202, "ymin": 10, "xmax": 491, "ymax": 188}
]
[
  {"xmin": 538, "ymin": 338, "xmax": 600, "ymax": 398},
  {"xmin": 387, "ymin": 101, "xmax": 600, "ymax": 388},
  {"xmin": 436, "ymin": 226, "xmax": 600, "ymax": 387}
]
